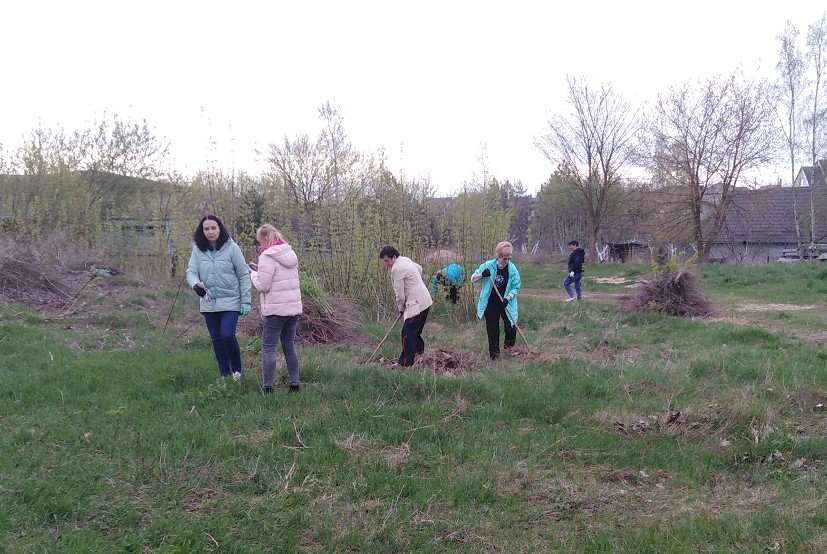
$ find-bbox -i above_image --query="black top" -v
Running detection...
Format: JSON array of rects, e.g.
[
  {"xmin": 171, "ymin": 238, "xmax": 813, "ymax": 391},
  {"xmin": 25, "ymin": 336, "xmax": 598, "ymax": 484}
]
[
  {"xmin": 568, "ymin": 248, "xmax": 585, "ymax": 273},
  {"xmin": 493, "ymin": 264, "xmax": 509, "ymax": 300}
]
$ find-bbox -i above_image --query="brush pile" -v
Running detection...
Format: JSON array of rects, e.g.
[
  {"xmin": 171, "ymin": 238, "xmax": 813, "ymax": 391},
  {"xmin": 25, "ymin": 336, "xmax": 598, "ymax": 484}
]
[
  {"xmin": 240, "ymin": 293, "xmax": 363, "ymax": 345},
  {"xmin": 0, "ymin": 240, "xmax": 70, "ymax": 306},
  {"xmin": 409, "ymin": 348, "xmax": 476, "ymax": 376},
  {"xmin": 297, "ymin": 294, "xmax": 362, "ymax": 344},
  {"xmin": 624, "ymin": 266, "xmax": 714, "ymax": 317}
]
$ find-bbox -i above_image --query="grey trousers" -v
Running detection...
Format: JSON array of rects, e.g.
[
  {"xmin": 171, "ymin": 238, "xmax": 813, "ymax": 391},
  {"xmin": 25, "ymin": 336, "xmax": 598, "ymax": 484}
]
[{"xmin": 262, "ymin": 314, "xmax": 300, "ymax": 387}]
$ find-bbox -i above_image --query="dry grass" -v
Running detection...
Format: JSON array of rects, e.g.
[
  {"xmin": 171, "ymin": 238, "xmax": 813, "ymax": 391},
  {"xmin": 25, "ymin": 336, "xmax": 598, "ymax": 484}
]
[{"xmin": 0, "ymin": 240, "xmax": 73, "ymax": 305}]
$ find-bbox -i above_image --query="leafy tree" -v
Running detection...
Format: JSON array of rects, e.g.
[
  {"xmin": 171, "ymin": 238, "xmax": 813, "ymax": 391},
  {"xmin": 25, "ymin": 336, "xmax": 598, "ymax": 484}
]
[
  {"xmin": 530, "ymin": 172, "xmax": 589, "ymax": 254},
  {"xmin": 235, "ymin": 182, "xmax": 273, "ymax": 245},
  {"xmin": 73, "ymin": 113, "xmax": 170, "ymax": 208},
  {"xmin": 451, "ymin": 177, "xmax": 513, "ymax": 263}
]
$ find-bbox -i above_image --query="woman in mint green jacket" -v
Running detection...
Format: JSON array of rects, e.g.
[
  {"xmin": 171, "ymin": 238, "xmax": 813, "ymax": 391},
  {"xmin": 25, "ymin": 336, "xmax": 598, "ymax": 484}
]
[
  {"xmin": 186, "ymin": 215, "xmax": 252, "ymax": 380},
  {"xmin": 471, "ymin": 241, "xmax": 521, "ymax": 360}
]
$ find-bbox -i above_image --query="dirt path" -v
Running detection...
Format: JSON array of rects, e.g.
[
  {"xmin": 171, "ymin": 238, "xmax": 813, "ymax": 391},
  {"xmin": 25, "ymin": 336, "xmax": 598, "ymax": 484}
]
[{"xmin": 522, "ymin": 284, "xmax": 826, "ymax": 346}]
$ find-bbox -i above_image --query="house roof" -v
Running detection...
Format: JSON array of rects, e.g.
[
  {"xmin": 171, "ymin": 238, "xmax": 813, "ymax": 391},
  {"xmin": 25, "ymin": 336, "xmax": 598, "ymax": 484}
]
[
  {"xmin": 721, "ymin": 184, "xmax": 827, "ymax": 244},
  {"xmin": 804, "ymin": 159, "xmax": 827, "ymax": 187}
]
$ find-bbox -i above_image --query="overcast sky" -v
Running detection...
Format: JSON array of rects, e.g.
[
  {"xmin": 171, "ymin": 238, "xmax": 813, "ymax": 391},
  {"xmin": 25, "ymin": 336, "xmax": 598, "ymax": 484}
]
[{"xmin": 1, "ymin": 1, "xmax": 824, "ymax": 194}]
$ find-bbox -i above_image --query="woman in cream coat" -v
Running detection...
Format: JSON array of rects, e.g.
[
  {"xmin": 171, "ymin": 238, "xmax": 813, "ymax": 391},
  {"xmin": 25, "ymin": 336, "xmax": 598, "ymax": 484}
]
[
  {"xmin": 379, "ymin": 245, "xmax": 433, "ymax": 367},
  {"xmin": 249, "ymin": 224, "xmax": 303, "ymax": 393}
]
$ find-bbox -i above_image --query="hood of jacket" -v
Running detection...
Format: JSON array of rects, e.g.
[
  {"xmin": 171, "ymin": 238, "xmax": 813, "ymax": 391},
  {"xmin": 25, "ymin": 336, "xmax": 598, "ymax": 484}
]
[{"xmin": 261, "ymin": 242, "xmax": 298, "ymax": 269}]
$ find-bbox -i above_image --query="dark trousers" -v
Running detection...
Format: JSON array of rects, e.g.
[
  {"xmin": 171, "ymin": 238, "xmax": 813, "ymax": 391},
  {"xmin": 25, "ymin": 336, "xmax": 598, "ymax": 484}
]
[
  {"xmin": 399, "ymin": 307, "xmax": 430, "ymax": 367},
  {"xmin": 484, "ymin": 300, "xmax": 516, "ymax": 360},
  {"xmin": 448, "ymin": 286, "xmax": 459, "ymax": 304},
  {"xmin": 203, "ymin": 311, "xmax": 242, "ymax": 377}
]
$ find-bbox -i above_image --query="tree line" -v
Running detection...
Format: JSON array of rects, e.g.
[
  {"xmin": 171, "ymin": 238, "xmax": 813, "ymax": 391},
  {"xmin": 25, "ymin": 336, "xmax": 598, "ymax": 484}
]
[{"xmin": 0, "ymin": 13, "xmax": 825, "ymax": 304}]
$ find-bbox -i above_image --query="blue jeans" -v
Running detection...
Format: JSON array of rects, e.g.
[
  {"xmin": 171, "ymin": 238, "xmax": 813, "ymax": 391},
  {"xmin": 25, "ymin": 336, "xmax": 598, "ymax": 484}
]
[
  {"xmin": 563, "ymin": 272, "xmax": 583, "ymax": 300},
  {"xmin": 203, "ymin": 311, "xmax": 242, "ymax": 377},
  {"xmin": 262, "ymin": 315, "xmax": 300, "ymax": 387}
]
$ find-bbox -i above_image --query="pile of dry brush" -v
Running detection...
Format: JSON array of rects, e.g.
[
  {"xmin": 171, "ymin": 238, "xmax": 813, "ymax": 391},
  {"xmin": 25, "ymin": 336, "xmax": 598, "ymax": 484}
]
[
  {"xmin": 624, "ymin": 267, "xmax": 715, "ymax": 317},
  {"xmin": 0, "ymin": 240, "xmax": 71, "ymax": 306},
  {"xmin": 240, "ymin": 294, "xmax": 364, "ymax": 345}
]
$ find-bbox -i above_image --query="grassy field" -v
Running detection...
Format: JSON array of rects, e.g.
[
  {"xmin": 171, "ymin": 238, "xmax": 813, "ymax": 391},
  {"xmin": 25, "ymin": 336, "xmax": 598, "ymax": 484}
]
[{"xmin": 2, "ymin": 259, "xmax": 827, "ymax": 553}]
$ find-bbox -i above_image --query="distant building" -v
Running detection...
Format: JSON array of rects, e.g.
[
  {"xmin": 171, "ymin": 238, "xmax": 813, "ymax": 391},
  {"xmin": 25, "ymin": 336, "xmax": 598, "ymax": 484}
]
[{"xmin": 710, "ymin": 160, "xmax": 827, "ymax": 263}]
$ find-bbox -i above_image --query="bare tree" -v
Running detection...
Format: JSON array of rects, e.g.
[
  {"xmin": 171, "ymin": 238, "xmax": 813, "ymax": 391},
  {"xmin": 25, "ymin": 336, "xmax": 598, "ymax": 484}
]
[
  {"xmin": 266, "ymin": 134, "xmax": 327, "ymax": 212},
  {"xmin": 776, "ymin": 21, "xmax": 806, "ymax": 254},
  {"xmin": 646, "ymin": 73, "xmax": 781, "ymax": 262},
  {"xmin": 318, "ymin": 100, "xmax": 360, "ymax": 201},
  {"xmin": 536, "ymin": 76, "xmax": 639, "ymax": 263},
  {"xmin": 805, "ymin": 13, "xmax": 827, "ymax": 183}
]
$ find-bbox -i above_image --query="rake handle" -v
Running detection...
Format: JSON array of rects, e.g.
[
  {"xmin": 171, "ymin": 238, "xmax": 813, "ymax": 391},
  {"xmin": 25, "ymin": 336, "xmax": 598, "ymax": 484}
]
[
  {"xmin": 366, "ymin": 312, "xmax": 403, "ymax": 364},
  {"xmin": 487, "ymin": 274, "xmax": 528, "ymax": 345}
]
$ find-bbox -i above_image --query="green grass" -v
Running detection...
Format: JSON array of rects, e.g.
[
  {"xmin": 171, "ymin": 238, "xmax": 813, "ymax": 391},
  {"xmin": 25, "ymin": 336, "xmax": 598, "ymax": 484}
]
[{"xmin": 3, "ymin": 262, "xmax": 827, "ymax": 552}]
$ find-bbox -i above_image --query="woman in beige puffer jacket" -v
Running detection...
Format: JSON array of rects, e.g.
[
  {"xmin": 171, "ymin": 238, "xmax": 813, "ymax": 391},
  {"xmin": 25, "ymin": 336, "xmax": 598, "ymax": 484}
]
[
  {"xmin": 249, "ymin": 224, "xmax": 303, "ymax": 393},
  {"xmin": 379, "ymin": 245, "xmax": 433, "ymax": 367}
]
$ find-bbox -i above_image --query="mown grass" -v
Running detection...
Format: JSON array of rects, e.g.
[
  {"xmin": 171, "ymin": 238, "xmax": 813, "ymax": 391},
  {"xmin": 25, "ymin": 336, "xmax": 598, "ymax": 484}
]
[{"xmin": 2, "ymin": 260, "xmax": 827, "ymax": 552}]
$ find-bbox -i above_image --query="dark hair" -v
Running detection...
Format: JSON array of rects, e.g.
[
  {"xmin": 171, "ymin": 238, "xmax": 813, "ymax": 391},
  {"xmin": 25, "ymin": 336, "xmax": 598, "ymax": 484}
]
[
  {"xmin": 568, "ymin": 240, "xmax": 579, "ymax": 247},
  {"xmin": 194, "ymin": 215, "xmax": 230, "ymax": 251},
  {"xmin": 379, "ymin": 245, "xmax": 400, "ymax": 259}
]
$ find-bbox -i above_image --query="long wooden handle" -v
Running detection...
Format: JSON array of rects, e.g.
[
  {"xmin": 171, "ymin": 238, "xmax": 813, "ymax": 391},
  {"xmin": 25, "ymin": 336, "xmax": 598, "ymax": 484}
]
[
  {"xmin": 487, "ymin": 275, "xmax": 528, "ymax": 345},
  {"xmin": 366, "ymin": 312, "xmax": 403, "ymax": 364}
]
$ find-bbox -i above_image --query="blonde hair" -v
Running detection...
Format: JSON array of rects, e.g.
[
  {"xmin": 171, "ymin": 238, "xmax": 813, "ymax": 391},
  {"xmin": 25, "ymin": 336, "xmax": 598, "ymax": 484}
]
[
  {"xmin": 495, "ymin": 241, "xmax": 513, "ymax": 258},
  {"xmin": 256, "ymin": 224, "xmax": 284, "ymax": 245}
]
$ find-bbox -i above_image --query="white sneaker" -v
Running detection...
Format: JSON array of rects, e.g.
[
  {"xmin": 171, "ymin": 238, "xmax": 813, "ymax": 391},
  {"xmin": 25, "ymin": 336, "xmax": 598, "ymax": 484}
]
[
  {"xmin": 565, "ymin": 297, "xmax": 576, "ymax": 302},
  {"xmin": 232, "ymin": 371, "xmax": 242, "ymax": 381}
]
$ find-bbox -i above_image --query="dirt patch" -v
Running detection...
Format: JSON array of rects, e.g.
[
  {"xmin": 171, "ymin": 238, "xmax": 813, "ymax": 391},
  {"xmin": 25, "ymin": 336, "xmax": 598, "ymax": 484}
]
[
  {"xmin": 737, "ymin": 302, "xmax": 819, "ymax": 312},
  {"xmin": 599, "ymin": 403, "xmax": 738, "ymax": 441},
  {"xmin": 592, "ymin": 277, "xmax": 635, "ymax": 285},
  {"xmin": 425, "ymin": 248, "xmax": 461, "ymax": 263},
  {"xmin": 588, "ymin": 344, "xmax": 645, "ymax": 365},
  {"xmin": 381, "ymin": 442, "xmax": 411, "ymax": 469},
  {"xmin": 412, "ymin": 348, "xmax": 480, "ymax": 376},
  {"xmin": 505, "ymin": 345, "xmax": 560, "ymax": 363},
  {"xmin": 710, "ymin": 303, "xmax": 827, "ymax": 345},
  {"xmin": 370, "ymin": 345, "xmax": 558, "ymax": 375}
]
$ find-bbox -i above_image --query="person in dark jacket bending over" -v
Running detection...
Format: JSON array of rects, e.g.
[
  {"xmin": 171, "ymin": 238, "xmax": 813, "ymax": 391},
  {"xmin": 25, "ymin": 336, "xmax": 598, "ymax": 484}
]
[{"xmin": 563, "ymin": 239, "xmax": 585, "ymax": 302}]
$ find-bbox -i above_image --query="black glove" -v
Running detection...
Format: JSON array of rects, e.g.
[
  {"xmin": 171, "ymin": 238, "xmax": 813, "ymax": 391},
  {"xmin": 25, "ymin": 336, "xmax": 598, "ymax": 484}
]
[
  {"xmin": 481, "ymin": 268, "xmax": 491, "ymax": 278},
  {"xmin": 193, "ymin": 284, "xmax": 207, "ymax": 297},
  {"xmin": 502, "ymin": 296, "xmax": 509, "ymax": 308}
]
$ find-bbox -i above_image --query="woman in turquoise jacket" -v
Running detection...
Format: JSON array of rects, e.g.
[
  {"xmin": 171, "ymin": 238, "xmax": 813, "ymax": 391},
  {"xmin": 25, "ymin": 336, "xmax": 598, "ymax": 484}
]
[
  {"xmin": 471, "ymin": 241, "xmax": 521, "ymax": 360},
  {"xmin": 186, "ymin": 215, "xmax": 252, "ymax": 380}
]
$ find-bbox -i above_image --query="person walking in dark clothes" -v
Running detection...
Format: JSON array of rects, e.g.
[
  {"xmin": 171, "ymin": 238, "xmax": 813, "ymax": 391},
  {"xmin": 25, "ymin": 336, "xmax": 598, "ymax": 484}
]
[{"xmin": 563, "ymin": 240, "xmax": 585, "ymax": 302}]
